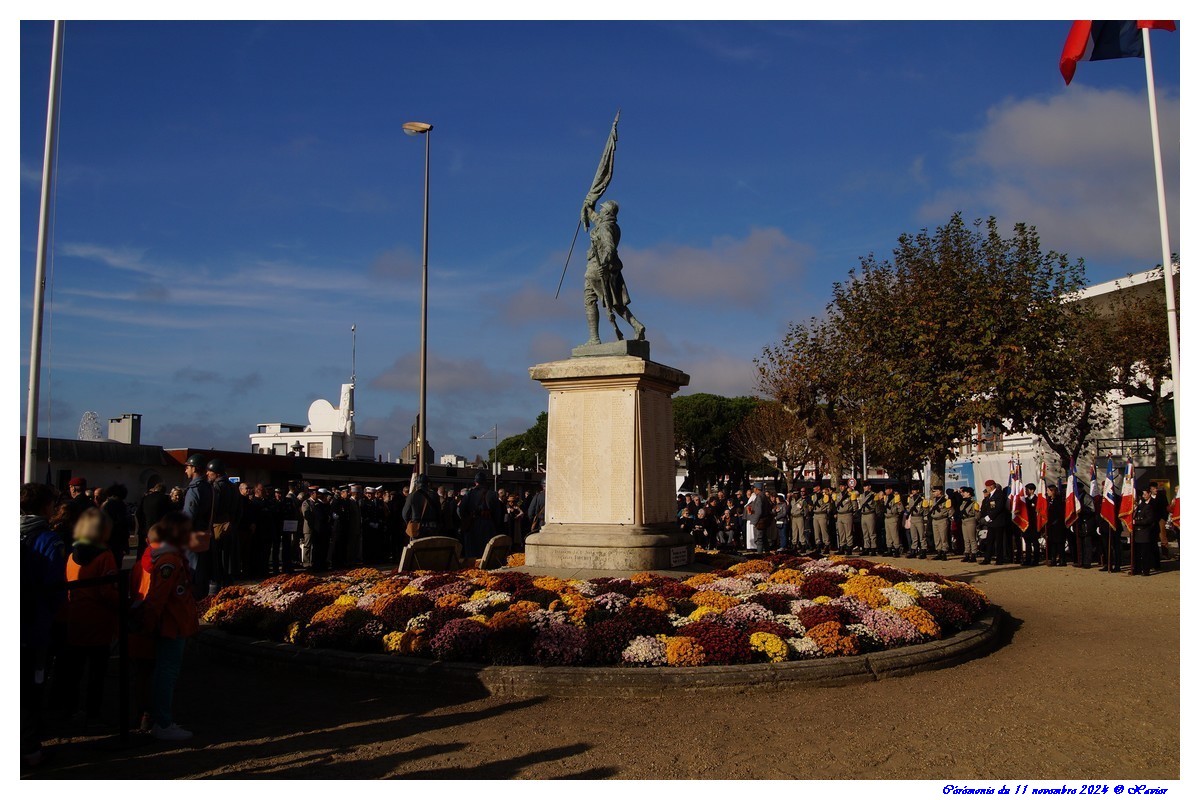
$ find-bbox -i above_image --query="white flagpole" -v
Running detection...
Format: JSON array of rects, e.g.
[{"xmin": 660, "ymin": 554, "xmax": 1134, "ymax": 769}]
[
  {"xmin": 1141, "ymin": 26, "xmax": 1181, "ymax": 467},
  {"xmin": 23, "ymin": 21, "xmax": 65, "ymax": 484}
]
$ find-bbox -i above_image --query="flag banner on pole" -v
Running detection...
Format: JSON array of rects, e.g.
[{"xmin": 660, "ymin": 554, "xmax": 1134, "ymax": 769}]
[
  {"xmin": 581, "ymin": 112, "xmax": 620, "ymax": 228},
  {"xmin": 1064, "ymin": 461, "xmax": 1080, "ymax": 528},
  {"xmin": 1012, "ymin": 463, "xmax": 1030, "ymax": 533},
  {"xmin": 1089, "ymin": 464, "xmax": 1099, "ymax": 498},
  {"xmin": 1035, "ymin": 463, "xmax": 1049, "ymax": 533},
  {"xmin": 1118, "ymin": 460, "xmax": 1136, "ymax": 532},
  {"xmin": 1101, "ymin": 458, "xmax": 1118, "ymax": 529},
  {"xmin": 1059, "ymin": 20, "xmax": 1177, "ymax": 84},
  {"xmin": 1170, "ymin": 494, "xmax": 1180, "ymax": 528}
]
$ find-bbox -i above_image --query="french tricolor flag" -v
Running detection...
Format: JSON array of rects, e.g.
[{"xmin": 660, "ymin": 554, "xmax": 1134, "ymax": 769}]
[
  {"xmin": 1101, "ymin": 458, "xmax": 1118, "ymax": 530},
  {"xmin": 1064, "ymin": 461, "xmax": 1079, "ymax": 528},
  {"xmin": 1060, "ymin": 20, "xmax": 1177, "ymax": 85}
]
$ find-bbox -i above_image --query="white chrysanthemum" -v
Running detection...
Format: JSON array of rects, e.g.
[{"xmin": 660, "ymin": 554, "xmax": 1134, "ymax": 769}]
[
  {"xmin": 621, "ymin": 635, "xmax": 667, "ymax": 666},
  {"xmin": 668, "ymin": 613, "xmax": 691, "ymax": 629},
  {"xmin": 406, "ymin": 612, "xmax": 431, "ymax": 631},
  {"xmin": 773, "ymin": 614, "xmax": 807, "ymax": 635},
  {"xmin": 787, "ymin": 636, "xmax": 823, "ymax": 659},
  {"xmin": 880, "ymin": 587, "xmax": 917, "ymax": 608}
]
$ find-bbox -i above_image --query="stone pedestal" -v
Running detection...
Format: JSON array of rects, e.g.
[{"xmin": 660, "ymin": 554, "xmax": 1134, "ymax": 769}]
[{"xmin": 524, "ymin": 353, "xmax": 693, "ymax": 570}]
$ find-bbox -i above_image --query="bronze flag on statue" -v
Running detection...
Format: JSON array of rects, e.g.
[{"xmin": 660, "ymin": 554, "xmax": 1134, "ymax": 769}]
[{"xmin": 581, "ymin": 111, "xmax": 620, "ymax": 229}]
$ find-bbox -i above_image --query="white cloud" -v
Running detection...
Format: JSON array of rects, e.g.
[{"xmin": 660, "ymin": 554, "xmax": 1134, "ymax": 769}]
[
  {"xmin": 920, "ymin": 86, "xmax": 1180, "ymax": 263},
  {"xmin": 60, "ymin": 243, "xmax": 158, "ymax": 276}
]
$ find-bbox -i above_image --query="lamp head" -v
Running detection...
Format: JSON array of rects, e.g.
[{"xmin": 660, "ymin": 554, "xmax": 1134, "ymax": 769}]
[{"xmin": 403, "ymin": 121, "xmax": 433, "ymax": 136}]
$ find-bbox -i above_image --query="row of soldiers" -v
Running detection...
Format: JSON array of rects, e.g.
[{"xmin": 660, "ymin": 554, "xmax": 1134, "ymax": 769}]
[
  {"xmin": 783, "ymin": 485, "xmax": 960, "ymax": 560},
  {"xmin": 777, "ymin": 479, "xmax": 1167, "ymax": 570}
]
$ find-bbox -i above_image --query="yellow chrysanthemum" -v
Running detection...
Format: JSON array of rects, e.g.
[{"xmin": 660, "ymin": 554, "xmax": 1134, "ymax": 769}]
[
  {"xmin": 749, "ymin": 632, "xmax": 789, "ymax": 663},
  {"xmin": 687, "ymin": 606, "xmax": 721, "ymax": 621},
  {"xmin": 333, "ymin": 594, "xmax": 357, "ymax": 606},
  {"xmin": 894, "ymin": 583, "xmax": 922, "ymax": 598},
  {"xmin": 682, "ymin": 573, "xmax": 719, "ymax": 588}
]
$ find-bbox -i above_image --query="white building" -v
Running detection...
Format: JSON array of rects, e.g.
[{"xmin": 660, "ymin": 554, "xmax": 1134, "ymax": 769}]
[
  {"xmin": 249, "ymin": 383, "xmax": 378, "ymax": 461},
  {"xmin": 439, "ymin": 453, "xmax": 468, "ymax": 467}
]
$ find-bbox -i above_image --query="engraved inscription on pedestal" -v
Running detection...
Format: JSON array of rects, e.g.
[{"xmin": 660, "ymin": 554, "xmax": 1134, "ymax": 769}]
[
  {"xmin": 547, "ymin": 388, "xmax": 635, "ymax": 525},
  {"xmin": 637, "ymin": 389, "xmax": 676, "ymax": 525}
]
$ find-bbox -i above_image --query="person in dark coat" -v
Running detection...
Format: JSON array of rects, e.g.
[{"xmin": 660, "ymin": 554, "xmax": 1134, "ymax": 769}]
[
  {"xmin": 401, "ymin": 475, "xmax": 442, "ymax": 541},
  {"xmin": 136, "ymin": 479, "xmax": 173, "ymax": 558},
  {"xmin": 21, "ymin": 483, "xmax": 67, "ymax": 768},
  {"xmin": 526, "ymin": 480, "xmax": 547, "ymax": 548},
  {"xmin": 978, "ymin": 480, "xmax": 1011, "ymax": 565},
  {"xmin": 1130, "ymin": 487, "xmax": 1159, "ymax": 577},
  {"xmin": 1044, "ymin": 484, "xmax": 1068, "ymax": 566},
  {"xmin": 99, "ymin": 483, "xmax": 131, "ymax": 562},
  {"xmin": 459, "ymin": 471, "xmax": 503, "ymax": 560}
]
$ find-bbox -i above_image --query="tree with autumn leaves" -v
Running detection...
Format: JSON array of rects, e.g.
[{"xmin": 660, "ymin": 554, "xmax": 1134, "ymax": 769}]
[{"xmin": 755, "ymin": 213, "xmax": 1153, "ymax": 485}]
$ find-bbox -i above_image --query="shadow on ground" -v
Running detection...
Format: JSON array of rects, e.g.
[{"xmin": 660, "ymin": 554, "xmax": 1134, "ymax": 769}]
[{"xmin": 27, "ymin": 647, "xmax": 610, "ymax": 780}]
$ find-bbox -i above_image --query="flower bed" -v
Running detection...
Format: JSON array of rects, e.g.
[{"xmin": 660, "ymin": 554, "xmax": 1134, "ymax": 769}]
[{"xmin": 201, "ymin": 556, "xmax": 988, "ymax": 667}]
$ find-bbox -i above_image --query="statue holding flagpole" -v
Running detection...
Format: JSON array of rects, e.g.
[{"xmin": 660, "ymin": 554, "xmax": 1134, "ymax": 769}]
[{"xmin": 555, "ymin": 111, "xmax": 646, "ymax": 347}]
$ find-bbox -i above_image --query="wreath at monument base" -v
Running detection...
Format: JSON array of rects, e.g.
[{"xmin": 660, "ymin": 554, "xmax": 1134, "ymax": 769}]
[{"xmin": 199, "ymin": 554, "xmax": 988, "ymax": 668}]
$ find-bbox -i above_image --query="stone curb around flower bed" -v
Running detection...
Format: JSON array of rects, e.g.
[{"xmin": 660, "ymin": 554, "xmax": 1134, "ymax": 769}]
[{"xmin": 192, "ymin": 609, "xmax": 1004, "ymax": 697}]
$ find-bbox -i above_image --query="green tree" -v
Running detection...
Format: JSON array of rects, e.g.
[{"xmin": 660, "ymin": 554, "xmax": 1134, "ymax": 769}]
[
  {"xmin": 493, "ymin": 412, "xmax": 548, "ymax": 470},
  {"xmin": 672, "ymin": 393, "xmax": 757, "ymax": 491}
]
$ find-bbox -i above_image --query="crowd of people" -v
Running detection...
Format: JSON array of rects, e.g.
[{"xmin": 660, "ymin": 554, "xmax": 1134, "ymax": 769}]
[
  {"xmin": 19, "ymin": 462, "xmax": 546, "ymax": 768},
  {"xmin": 676, "ymin": 477, "xmax": 1179, "ymax": 576}
]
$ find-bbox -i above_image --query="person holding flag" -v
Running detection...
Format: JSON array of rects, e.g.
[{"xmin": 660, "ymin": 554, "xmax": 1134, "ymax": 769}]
[
  {"xmin": 1035, "ymin": 464, "xmax": 1050, "ymax": 564},
  {"xmin": 1100, "ymin": 459, "xmax": 1123, "ymax": 573},
  {"xmin": 1045, "ymin": 483, "xmax": 1068, "ymax": 567}
]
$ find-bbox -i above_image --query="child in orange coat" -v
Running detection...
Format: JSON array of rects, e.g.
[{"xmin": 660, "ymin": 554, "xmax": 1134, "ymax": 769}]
[
  {"xmin": 58, "ymin": 509, "xmax": 119, "ymax": 727},
  {"xmin": 130, "ymin": 512, "xmax": 198, "ymax": 741}
]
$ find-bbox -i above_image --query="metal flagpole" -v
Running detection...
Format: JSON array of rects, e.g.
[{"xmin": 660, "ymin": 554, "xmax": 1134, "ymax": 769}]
[
  {"xmin": 1142, "ymin": 27, "xmax": 1181, "ymax": 465},
  {"xmin": 24, "ymin": 20, "xmax": 65, "ymax": 484}
]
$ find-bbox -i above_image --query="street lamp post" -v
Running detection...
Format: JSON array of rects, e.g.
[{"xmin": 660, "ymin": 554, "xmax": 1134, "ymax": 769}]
[
  {"xmin": 403, "ymin": 121, "xmax": 433, "ymax": 481},
  {"xmin": 470, "ymin": 425, "xmax": 499, "ymax": 491},
  {"xmin": 521, "ymin": 446, "xmax": 541, "ymax": 473}
]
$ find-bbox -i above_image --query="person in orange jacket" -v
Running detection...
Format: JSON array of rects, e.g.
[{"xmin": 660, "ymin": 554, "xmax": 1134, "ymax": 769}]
[
  {"xmin": 130, "ymin": 511, "xmax": 198, "ymax": 741},
  {"xmin": 57, "ymin": 509, "xmax": 119, "ymax": 728}
]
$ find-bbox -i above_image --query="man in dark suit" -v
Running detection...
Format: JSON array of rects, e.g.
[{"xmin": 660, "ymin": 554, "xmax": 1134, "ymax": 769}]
[
  {"xmin": 979, "ymin": 479, "xmax": 1011, "ymax": 565},
  {"xmin": 1044, "ymin": 484, "xmax": 1067, "ymax": 566},
  {"xmin": 1021, "ymin": 483, "xmax": 1040, "ymax": 565}
]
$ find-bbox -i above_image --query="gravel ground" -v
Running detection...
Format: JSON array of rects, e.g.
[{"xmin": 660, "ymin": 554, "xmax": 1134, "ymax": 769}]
[{"xmin": 26, "ymin": 556, "xmax": 1179, "ymax": 780}]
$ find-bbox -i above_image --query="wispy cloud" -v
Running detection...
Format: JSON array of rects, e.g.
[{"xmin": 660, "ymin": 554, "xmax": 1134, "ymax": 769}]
[
  {"xmin": 625, "ymin": 227, "xmax": 813, "ymax": 309},
  {"xmin": 60, "ymin": 243, "xmax": 158, "ymax": 276}
]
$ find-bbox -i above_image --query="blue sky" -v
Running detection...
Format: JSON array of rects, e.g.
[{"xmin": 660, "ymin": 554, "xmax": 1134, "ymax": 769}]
[{"xmin": 18, "ymin": 20, "xmax": 1180, "ymax": 461}]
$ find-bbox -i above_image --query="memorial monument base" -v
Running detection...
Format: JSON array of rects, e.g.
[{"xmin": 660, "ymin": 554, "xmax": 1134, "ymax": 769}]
[
  {"xmin": 525, "ymin": 524, "xmax": 696, "ymax": 570},
  {"xmin": 525, "ymin": 354, "xmax": 691, "ymax": 571}
]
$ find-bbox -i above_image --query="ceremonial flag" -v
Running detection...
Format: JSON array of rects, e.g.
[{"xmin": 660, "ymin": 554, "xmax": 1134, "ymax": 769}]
[
  {"xmin": 581, "ymin": 111, "xmax": 620, "ymax": 228},
  {"xmin": 1101, "ymin": 459, "xmax": 1118, "ymax": 529},
  {"xmin": 1169, "ymin": 493, "xmax": 1180, "ymax": 528},
  {"xmin": 1089, "ymin": 464, "xmax": 1100, "ymax": 499},
  {"xmin": 1035, "ymin": 463, "xmax": 1049, "ymax": 534},
  {"xmin": 1059, "ymin": 20, "xmax": 1177, "ymax": 85},
  {"xmin": 1064, "ymin": 461, "xmax": 1080, "ymax": 528},
  {"xmin": 1011, "ymin": 461, "xmax": 1030, "ymax": 533},
  {"xmin": 1118, "ymin": 460, "xmax": 1136, "ymax": 532}
]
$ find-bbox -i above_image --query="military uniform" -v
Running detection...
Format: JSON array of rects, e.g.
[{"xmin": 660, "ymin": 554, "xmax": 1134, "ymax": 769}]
[
  {"xmin": 790, "ymin": 495, "xmax": 813, "ymax": 551},
  {"xmin": 883, "ymin": 491, "xmax": 904, "ymax": 555},
  {"xmin": 959, "ymin": 493, "xmax": 981, "ymax": 562},
  {"xmin": 812, "ymin": 490, "xmax": 833, "ymax": 552},
  {"xmin": 906, "ymin": 493, "xmax": 929, "ymax": 557},
  {"xmin": 929, "ymin": 492, "xmax": 953, "ymax": 559},
  {"xmin": 859, "ymin": 490, "xmax": 879, "ymax": 555},
  {"xmin": 835, "ymin": 490, "xmax": 857, "ymax": 554}
]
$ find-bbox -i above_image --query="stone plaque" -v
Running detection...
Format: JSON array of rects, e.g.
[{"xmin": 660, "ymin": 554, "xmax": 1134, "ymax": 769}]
[{"xmin": 669, "ymin": 546, "xmax": 689, "ymax": 567}]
